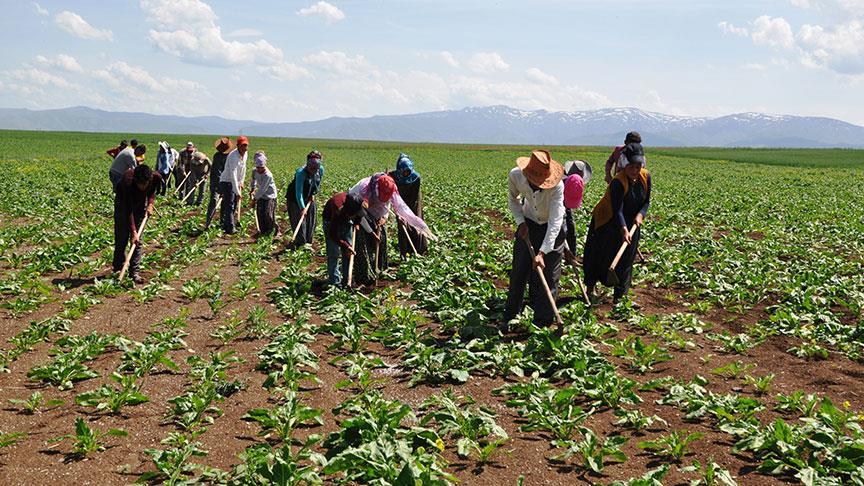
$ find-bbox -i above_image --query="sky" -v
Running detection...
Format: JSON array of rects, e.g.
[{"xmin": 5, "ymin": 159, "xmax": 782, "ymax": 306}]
[{"xmin": 1, "ymin": 0, "xmax": 863, "ymax": 125}]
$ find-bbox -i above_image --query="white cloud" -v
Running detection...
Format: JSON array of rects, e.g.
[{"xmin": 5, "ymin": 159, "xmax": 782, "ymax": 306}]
[
  {"xmin": 797, "ymin": 20, "xmax": 864, "ymax": 74},
  {"xmin": 296, "ymin": 1, "xmax": 345, "ymax": 23},
  {"xmin": 34, "ymin": 54, "xmax": 83, "ymax": 73},
  {"xmin": 32, "ymin": 2, "xmax": 48, "ymax": 16},
  {"xmin": 440, "ymin": 51, "xmax": 460, "ymax": 68},
  {"xmin": 301, "ymin": 51, "xmax": 371, "ymax": 76},
  {"xmin": 467, "ymin": 52, "xmax": 510, "ymax": 74},
  {"xmin": 751, "ymin": 15, "xmax": 795, "ymax": 49},
  {"xmin": 227, "ymin": 28, "xmax": 263, "ymax": 38},
  {"xmin": 257, "ymin": 62, "xmax": 312, "ymax": 81},
  {"xmin": 54, "ymin": 10, "xmax": 113, "ymax": 41},
  {"xmin": 140, "ymin": 0, "xmax": 313, "ymax": 82},
  {"xmin": 525, "ymin": 67, "xmax": 559, "ymax": 85},
  {"xmin": 718, "ymin": 21, "xmax": 748, "ymax": 37},
  {"xmin": 7, "ymin": 68, "xmax": 71, "ymax": 88},
  {"xmin": 720, "ymin": 12, "xmax": 864, "ymax": 76}
]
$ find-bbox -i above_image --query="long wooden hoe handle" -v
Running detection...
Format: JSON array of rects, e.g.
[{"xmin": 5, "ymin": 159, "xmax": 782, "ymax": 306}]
[
  {"xmin": 346, "ymin": 225, "xmax": 357, "ymax": 287},
  {"xmin": 173, "ymin": 172, "xmax": 191, "ymax": 197},
  {"xmin": 288, "ymin": 202, "xmax": 311, "ymax": 243},
  {"xmin": 180, "ymin": 176, "xmax": 207, "ymax": 204},
  {"xmin": 390, "ymin": 207, "xmax": 418, "ymax": 256},
  {"xmin": 204, "ymin": 195, "xmax": 222, "ymax": 230},
  {"xmin": 609, "ymin": 223, "xmax": 639, "ymax": 271},
  {"xmin": 521, "ymin": 235, "xmax": 564, "ymax": 327},
  {"xmin": 119, "ymin": 214, "xmax": 149, "ymax": 281}
]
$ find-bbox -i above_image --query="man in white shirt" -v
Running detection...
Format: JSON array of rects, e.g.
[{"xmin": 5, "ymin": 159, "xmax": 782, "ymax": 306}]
[
  {"xmin": 218, "ymin": 135, "xmax": 249, "ymax": 234},
  {"xmin": 502, "ymin": 149, "xmax": 566, "ymax": 332}
]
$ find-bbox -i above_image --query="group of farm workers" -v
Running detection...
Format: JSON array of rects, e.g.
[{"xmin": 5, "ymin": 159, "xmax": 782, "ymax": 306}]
[
  {"xmin": 105, "ymin": 136, "xmax": 434, "ymax": 286},
  {"xmin": 501, "ymin": 131, "xmax": 650, "ymax": 332},
  {"xmin": 105, "ymin": 131, "xmax": 650, "ymax": 333}
]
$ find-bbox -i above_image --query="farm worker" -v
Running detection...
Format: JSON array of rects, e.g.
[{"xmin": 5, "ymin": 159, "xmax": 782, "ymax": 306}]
[
  {"xmin": 583, "ymin": 142, "xmax": 651, "ymax": 304},
  {"xmin": 109, "ymin": 144, "xmax": 146, "ymax": 191},
  {"xmin": 249, "ymin": 151, "xmax": 280, "ymax": 237},
  {"xmin": 604, "ymin": 131, "xmax": 642, "ymax": 184},
  {"xmin": 106, "ymin": 140, "xmax": 128, "ymax": 159},
  {"xmin": 206, "ymin": 137, "xmax": 234, "ymax": 228},
  {"xmin": 176, "ymin": 141, "xmax": 195, "ymax": 199},
  {"xmin": 218, "ymin": 135, "xmax": 249, "ymax": 235},
  {"xmin": 155, "ymin": 142, "xmax": 175, "ymax": 196},
  {"xmin": 286, "ymin": 150, "xmax": 324, "ymax": 246},
  {"xmin": 187, "ymin": 151, "xmax": 211, "ymax": 206},
  {"xmin": 322, "ymin": 192, "xmax": 368, "ymax": 286},
  {"xmin": 561, "ymin": 160, "xmax": 590, "ymax": 264},
  {"xmin": 388, "ymin": 153, "xmax": 428, "ymax": 256},
  {"xmin": 112, "ymin": 164, "xmax": 162, "ymax": 284},
  {"xmin": 130, "ymin": 139, "xmax": 139, "ymax": 150},
  {"xmin": 348, "ymin": 173, "xmax": 435, "ymax": 285},
  {"xmin": 501, "ymin": 149, "xmax": 566, "ymax": 332}
]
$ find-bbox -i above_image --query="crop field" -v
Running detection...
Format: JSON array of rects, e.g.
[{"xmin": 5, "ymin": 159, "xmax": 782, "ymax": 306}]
[{"xmin": 0, "ymin": 129, "xmax": 862, "ymax": 485}]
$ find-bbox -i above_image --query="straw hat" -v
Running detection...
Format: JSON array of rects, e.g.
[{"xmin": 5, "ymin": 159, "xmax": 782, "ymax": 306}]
[
  {"xmin": 516, "ymin": 150, "xmax": 564, "ymax": 189},
  {"xmin": 213, "ymin": 136, "xmax": 235, "ymax": 154}
]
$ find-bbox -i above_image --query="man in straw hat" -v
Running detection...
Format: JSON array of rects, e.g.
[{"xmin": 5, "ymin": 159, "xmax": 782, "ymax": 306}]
[
  {"xmin": 501, "ymin": 149, "xmax": 566, "ymax": 332},
  {"xmin": 206, "ymin": 136, "xmax": 234, "ymax": 228}
]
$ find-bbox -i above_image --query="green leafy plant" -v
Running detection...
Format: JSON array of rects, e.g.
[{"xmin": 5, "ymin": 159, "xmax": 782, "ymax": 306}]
[
  {"xmin": 242, "ymin": 391, "xmax": 323, "ymax": 442},
  {"xmin": 75, "ymin": 372, "xmax": 149, "ymax": 414},
  {"xmin": 420, "ymin": 389, "xmax": 508, "ymax": 460},
  {"xmin": 50, "ymin": 417, "xmax": 127, "ymax": 458},
  {"xmin": 8, "ymin": 391, "xmax": 63, "ymax": 414},
  {"xmin": 611, "ymin": 335, "xmax": 672, "ymax": 373},
  {"xmin": 552, "ymin": 427, "xmax": 627, "ymax": 472},
  {"xmin": 638, "ymin": 430, "xmax": 703, "ymax": 462}
]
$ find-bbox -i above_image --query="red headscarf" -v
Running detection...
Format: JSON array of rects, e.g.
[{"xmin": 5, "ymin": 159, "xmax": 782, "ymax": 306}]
[{"xmin": 376, "ymin": 174, "xmax": 396, "ymax": 202}]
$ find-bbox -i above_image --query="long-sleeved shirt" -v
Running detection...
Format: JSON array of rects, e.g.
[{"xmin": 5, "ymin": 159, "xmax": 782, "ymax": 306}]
[
  {"xmin": 210, "ymin": 151, "xmax": 227, "ymax": 186},
  {"xmin": 323, "ymin": 192, "xmax": 364, "ymax": 249},
  {"xmin": 610, "ymin": 174, "xmax": 651, "ymax": 228},
  {"xmin": 219, "ymin": 148, "xmax": 247, "ymax": 195},
  {"xmin": 107, "ymin": 145, "xmax": 124, "ymax": 159},
  {"xmin": 109, "ymin": 147, "xmax": 138, "ymax": 188},
  {"xmin": 115, "ymin": 168, "xmax": 161, "ymax": 235},
  {"xmin": 250, "ymin": 169, "xmax": 277, "ymax": 200},
  {"xmin": 605, "ymin": 145, "xmax": 625, "ymax": 182},
  {"xmin": 507, "ymin": 167, "xmax": 564, "ymax": 254}
]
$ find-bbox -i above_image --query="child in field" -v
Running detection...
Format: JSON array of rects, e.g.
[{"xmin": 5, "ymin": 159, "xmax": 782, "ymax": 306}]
[{"xmin": 249, "ymin": 151, "xmax": 279, "ymax": 237}]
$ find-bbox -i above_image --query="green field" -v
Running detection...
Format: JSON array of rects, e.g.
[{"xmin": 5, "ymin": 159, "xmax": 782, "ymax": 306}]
[{"xmin": 0, "ymin": 129, "xmax": 862, "ymax": 485}]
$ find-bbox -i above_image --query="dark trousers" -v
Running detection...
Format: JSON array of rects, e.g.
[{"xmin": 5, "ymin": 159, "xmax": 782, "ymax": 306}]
[
  {"xmin": 156, "ymin": 175, "xmax": 168, "ymax": 196},
  {"xmin": 174, "ymin": 167, "xmax": 187, "ymax": 199},
  {"xmin": 583, "ymin": 219, "xmax": 641, "ymax": 299},
  {"xmin": 112, "ymin": 213, "xmax": 142, "ymax": 276},
  {"xmin": 189, "ymin": 170, "xmax": 207, "ymax": 205},
  {"xmin": 287, "ymin": 199, "xmax": 317, "ymax": 245},
  {"xmin": 256, "ymin": 198, "xmax": 278, "ymax": 236},
  {"xmin": 219, "ymin": 181, "xmax": 238, "ymax": 234},
  {"xmin": 504, "ymin": 219, "xmax": 564, "ymax": 326}
]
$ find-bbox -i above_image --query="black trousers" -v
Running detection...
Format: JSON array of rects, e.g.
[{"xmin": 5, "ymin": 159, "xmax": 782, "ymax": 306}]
[
  {"xmin": 504, "ymin": 219, "xmax": 564, "ymax": 326},
  {"xmin": 256, "ymin": 198, "xmax": 278, "ymax": 236},
  {"xmin": 112, "ymin": 212, "xmax": 143, "ymax": 275},
  {"xmin": 219, "ymin": 181, "xmax": 238, "ymax": 234}
]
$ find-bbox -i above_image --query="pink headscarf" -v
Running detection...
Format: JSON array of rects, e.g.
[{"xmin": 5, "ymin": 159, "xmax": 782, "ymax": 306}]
[{"xmin": 563, "ymin": 174, "xmax": 584, "ymax": 209}]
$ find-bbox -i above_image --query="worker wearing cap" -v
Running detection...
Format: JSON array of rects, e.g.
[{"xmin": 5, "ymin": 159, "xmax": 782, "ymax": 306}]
[
  {"xmin": 175, "ymin": 141, "xmax": 195, "ymax": 199},
  {"xmin": 218, "ymin": 136, "xmax": 249, "ymax": 234}
]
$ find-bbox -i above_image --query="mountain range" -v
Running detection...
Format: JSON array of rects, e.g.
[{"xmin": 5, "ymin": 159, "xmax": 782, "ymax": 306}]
[{"xmin": 1, "ymin": 105, "xmax": 863, "ymax": 148}]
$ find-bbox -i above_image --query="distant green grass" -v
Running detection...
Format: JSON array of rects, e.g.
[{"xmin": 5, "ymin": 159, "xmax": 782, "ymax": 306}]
[{"xmin": 652, "ymin": 147, "xmax": 864, "ymax": 169}]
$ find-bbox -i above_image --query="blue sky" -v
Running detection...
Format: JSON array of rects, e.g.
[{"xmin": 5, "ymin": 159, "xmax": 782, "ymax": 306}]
[{"xmin": 1, "ymin": 0, "xmax": 862, "ymax": 125}]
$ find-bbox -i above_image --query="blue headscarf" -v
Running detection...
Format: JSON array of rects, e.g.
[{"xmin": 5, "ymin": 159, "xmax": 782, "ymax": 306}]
[
  {"xmin": 294, "ymin": 160, "xmax": 324, "ymax": 208},
  {"xmin": 394, "ymin": 153, "xmax": 420, "ymax": 185}
]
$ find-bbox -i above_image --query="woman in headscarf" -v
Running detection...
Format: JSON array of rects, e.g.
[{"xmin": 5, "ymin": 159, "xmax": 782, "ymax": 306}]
[
  {"xmin": 561, "ymin": 160, "xmax": 590, "ymax": 263},
  {"xmin": 388, "ymin": 153, "xmax": 428, "ymax": 256},
  {"xmin": 286, "ymin": 150, "xmax": 324, "ymax": 245},
  {"xmin": 583, "ymin": 143, "xmax": 651, "ymax": 303},
  {"xmin": 348, "ymin": 173, "xmax": 435, "ymax": 285}
]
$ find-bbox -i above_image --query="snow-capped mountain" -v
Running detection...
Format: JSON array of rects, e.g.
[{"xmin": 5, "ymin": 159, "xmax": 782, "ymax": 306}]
[{"xmin": 1, "ymin": 105, "xmax": 862, "ymax": 148}]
